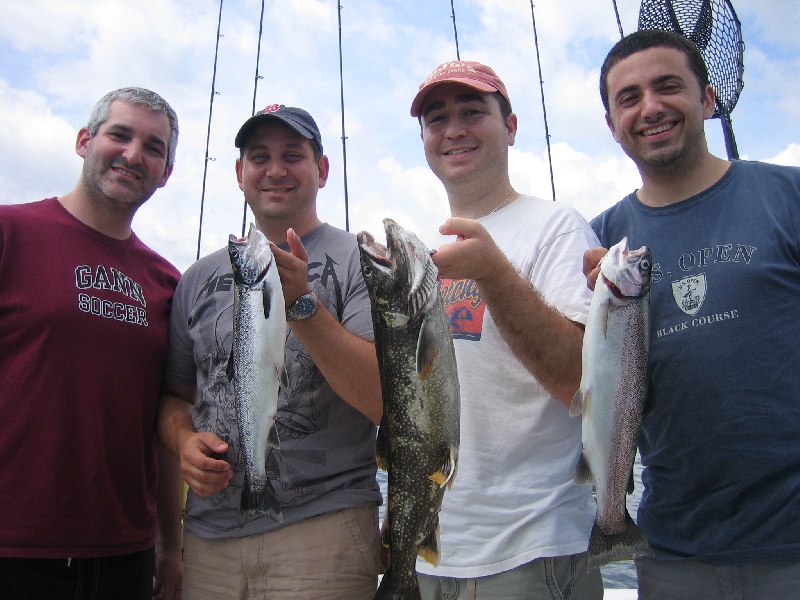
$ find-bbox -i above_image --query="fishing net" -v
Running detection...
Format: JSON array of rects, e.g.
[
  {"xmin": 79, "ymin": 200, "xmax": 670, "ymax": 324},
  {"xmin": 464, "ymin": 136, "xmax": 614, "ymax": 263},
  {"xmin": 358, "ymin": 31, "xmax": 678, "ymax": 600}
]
[{"xmin": 638, "ymin": 0, "xmax": 744, "ymax": 157}]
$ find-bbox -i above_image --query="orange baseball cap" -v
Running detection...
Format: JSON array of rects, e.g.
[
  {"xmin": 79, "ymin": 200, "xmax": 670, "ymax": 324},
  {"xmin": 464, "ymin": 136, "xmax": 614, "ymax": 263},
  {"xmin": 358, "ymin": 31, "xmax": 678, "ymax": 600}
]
[{"xmin": 410, "ymin": 61, "xmax": 510, "ymax": 117}]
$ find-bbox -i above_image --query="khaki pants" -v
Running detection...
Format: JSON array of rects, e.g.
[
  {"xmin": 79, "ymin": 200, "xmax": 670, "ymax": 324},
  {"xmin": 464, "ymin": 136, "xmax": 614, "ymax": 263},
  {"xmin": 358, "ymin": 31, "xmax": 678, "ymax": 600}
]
[
  {"xmin": 183, "ymin": 502, "xmax": 380, "ymax": 600},
  {"xmin": 417, "ymin": 552, "xmax": 603, "ymax": 600}
]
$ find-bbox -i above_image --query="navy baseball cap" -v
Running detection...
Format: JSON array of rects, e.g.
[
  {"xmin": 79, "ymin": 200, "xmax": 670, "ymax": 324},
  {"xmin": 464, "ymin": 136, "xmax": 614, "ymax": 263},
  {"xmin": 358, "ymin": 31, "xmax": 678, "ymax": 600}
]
[{"xmin": 234, "ymin": 104, "xmax": 323, "ymax": 154}]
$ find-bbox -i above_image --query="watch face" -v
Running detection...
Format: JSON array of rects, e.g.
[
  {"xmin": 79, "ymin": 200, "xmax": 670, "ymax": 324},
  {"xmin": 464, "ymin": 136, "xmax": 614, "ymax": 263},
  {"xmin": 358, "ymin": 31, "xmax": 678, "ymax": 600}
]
[
  {"xmin": 288, "ymin": 292, "xmax": 317, "ymax": 320},
  {"xmin": 295, "ymin": 296, "xmax": 314, "ymax": 316}
]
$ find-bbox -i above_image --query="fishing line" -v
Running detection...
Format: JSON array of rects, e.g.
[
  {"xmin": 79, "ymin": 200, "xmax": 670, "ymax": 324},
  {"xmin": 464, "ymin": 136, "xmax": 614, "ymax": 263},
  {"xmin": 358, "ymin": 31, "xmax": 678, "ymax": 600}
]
[
  {"xmin": 241, "ymin": 0, "xmax": 267, "ymax": 238},
  {"xmin": 529, "ymin": 2, "xmax": 556, "ymax": 201},
  {"xmin": 337, "ymin": 3, "xmax": 351, "ymax": 232},
  {"xmin": 196, "ymin": 0, "xmax": 225, "ymax": 261}
]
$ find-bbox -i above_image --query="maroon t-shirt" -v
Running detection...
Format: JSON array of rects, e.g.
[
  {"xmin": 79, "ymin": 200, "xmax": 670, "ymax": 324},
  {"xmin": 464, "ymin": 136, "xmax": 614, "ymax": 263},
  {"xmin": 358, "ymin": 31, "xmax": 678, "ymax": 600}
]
[{"xmin": 0, "ymin": 198, "xmax": 179, "ymax": 558}]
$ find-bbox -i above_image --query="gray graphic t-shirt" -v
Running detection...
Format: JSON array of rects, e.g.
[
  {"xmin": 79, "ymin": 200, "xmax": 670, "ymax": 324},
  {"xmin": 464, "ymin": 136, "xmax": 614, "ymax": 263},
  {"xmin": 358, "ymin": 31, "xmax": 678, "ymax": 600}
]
[{"xmin": 165, "ymin": 223, "xmax": 380, "ymax": 538}]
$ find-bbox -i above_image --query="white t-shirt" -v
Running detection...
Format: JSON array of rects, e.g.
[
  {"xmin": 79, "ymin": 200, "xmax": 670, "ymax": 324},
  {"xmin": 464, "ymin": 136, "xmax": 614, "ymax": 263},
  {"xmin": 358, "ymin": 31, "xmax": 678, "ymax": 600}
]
[{"xmin": 417, "ymin": 194, "xmax": 599, "ymax": 578}]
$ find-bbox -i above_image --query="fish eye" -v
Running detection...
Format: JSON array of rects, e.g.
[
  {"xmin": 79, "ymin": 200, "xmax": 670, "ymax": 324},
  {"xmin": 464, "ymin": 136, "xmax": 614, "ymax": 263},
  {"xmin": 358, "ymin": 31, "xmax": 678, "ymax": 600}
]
[
  {"xmin": 362, "ymin": 264, "xmax": 373, "ymax": 278},
  {"xmin": 640, "ymin": 259, "xmax": 651, "ymax": 271}
]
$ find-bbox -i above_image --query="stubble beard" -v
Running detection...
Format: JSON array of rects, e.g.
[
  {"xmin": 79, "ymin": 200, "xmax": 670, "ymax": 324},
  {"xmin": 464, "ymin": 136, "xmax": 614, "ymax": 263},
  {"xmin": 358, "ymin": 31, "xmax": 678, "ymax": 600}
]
[{"xmin": 81, "ymin": 159, "xmax": 154, "ymax": 218}]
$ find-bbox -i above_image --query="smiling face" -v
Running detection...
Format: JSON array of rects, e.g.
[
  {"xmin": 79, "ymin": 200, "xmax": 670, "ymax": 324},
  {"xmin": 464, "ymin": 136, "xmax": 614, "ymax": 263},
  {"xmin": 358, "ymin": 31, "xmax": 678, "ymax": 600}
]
[
  {"xmin": 604, "ymin": 46, "xmax": 715, "ymax": 176},
  {"xmin": 419, "ymin": 83, "xmax": 516, "ymax": 191},
  {"xmin": 235, "ymin": 120, "xmax": 328, "ymax": 238},
  {"xmin": 76, "ymin": 99, "xmax": 172, "ymax": 212}
]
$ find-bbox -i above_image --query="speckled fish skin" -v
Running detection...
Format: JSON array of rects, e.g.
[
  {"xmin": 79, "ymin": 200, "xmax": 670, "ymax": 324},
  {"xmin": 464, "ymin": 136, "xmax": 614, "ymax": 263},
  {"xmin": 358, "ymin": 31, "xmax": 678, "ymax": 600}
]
[
  {"xmin": 358, "ymin": 219, "xmax": 460, "ymax": 600},
  {"xmin": 570, "ymin": 236, "xmax": 653, "ymax": 570},
  {"xmin": 228, "ymin": 223, "xmax": 285, "ymax": 525}
]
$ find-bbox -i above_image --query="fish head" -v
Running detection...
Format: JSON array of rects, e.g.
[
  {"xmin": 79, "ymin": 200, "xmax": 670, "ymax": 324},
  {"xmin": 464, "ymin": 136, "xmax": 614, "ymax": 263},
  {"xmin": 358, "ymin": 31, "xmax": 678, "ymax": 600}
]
[
  {"xmin": 228, "ymin": 223, "xmax": 274, "ymax": 286},
  {"xmin": 600, "ymin": 237, "xmax": 652, "ymax": 298},
  {"xmin": 357, "ymin": 218, "xmax": 438, "ymax": 329}
]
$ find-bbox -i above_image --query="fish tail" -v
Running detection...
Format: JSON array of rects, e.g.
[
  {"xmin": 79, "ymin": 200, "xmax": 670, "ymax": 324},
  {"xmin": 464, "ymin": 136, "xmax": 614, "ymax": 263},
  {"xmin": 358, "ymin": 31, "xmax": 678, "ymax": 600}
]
[
  {"xmin": 240, "ymin": 477, "xmax": 283, "ymax": 525},
  {"xmin": 373, "ymin": 568, "xmax": 423, "ymax": 600},
  {"xmin": 586, "ymin": 510, "xmax": 653, "ymax": 571}
]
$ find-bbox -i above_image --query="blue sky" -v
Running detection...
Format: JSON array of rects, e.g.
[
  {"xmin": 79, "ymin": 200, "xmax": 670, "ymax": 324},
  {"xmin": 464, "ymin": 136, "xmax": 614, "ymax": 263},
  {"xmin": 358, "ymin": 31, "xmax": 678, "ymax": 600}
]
[{"xmin": 1, "ymin": 0, "xmax": 797, "ymax": 272}]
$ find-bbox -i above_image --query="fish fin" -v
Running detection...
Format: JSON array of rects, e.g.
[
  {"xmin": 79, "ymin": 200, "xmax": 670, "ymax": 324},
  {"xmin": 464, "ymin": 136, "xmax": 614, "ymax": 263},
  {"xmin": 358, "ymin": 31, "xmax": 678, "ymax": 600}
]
[
  {"xmin": 239, "ymin": 477, "xmax": 283, "ymax": 525},
  {"xmin": 417, "ymin": 518, "xmax": 441, "ymax": 566},
  {"xmin": 600, "ymin": 298, "xmax": 611, "ymax": 338},
  {"xmin": 574, "ymin": 451, "xmax": 593, "ymax": 485},
  {"xmin": 569, "ymin": 388, "xmax": 586, "ymax": 417},
  {"xmin": 226, "ymin": 348, "xmax": 234, "ymax": 381},
  {"xmin": 416, "ymin": 318, "xmax": 440, "ymax": 380},
  {"xmin": 267, "ymin": 423, "xmax": 280, "ymax": 449},
  {"xmin": 262, "ymin": 286, "xmax": 272, "ymax": 319},
  {"xmin": 428, "ymin": 448, "xmax": 458, "ymax": 488},
  {"xmin": 380, "ymin": 521, "xmax": 391, "ymax": 549},
  {"xmin": 278, "ymin": 363, "xmax": 289, "ymax": 390},
  {"xmin": 586, "ymin": 510, "xmax": 653, "ymax": 570},
  {"xmin": 376, "ymin": 418, "xmax": 389, "ymax": 472},
  {"xmin": 627, "ymin": 465, "xmax": 635, "ymax": 495}
]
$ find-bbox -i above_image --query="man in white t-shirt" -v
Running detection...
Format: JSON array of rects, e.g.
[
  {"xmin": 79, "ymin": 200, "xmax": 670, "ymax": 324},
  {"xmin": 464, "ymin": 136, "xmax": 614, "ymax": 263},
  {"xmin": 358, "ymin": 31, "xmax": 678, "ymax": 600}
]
[{"xmin": 409, "ymin": 60, "xmax": 603, "ymax": 599}]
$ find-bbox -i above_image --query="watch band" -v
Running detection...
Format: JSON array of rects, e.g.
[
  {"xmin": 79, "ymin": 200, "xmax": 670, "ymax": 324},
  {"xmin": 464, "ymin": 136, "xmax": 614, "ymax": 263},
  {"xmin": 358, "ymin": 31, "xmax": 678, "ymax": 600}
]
[{"xmin": 286, "ymin": 291, "xmax": 318, "ymax": 321}]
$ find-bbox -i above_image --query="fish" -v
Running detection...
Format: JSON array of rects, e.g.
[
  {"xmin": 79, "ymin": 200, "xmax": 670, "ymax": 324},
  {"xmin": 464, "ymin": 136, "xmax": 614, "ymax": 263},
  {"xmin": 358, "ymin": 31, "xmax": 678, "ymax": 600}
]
[
  {"xmin": 570, "ymin": 236, "xmax": 654, "ymax": 570},
  {"xmin": 358, "ymin": 219, "xmax": 460, "ymax": 600},
  {"xmin": 227, "ymin": 223, "xmax": 286, "ymax": 525}
]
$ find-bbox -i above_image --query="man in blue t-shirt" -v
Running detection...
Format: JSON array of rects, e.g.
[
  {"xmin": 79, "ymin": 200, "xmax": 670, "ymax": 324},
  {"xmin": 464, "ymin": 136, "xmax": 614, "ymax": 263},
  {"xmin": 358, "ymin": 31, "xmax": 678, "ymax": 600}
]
[{"xmin": 585, "ymin": 29, "xmax": 800, "ymax": 599}]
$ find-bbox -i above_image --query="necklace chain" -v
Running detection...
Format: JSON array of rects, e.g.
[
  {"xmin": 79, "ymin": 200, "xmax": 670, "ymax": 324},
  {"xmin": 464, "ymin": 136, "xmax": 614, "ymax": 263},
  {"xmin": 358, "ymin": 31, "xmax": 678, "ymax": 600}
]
[{"xmin": 489, "ymin": 191, "xmax": 516, "ymax": 215}]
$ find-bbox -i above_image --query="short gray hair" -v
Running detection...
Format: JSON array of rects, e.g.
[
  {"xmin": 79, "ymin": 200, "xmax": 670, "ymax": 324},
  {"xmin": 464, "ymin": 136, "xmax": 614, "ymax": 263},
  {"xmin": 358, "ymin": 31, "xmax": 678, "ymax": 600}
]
[{"xmin": 87, "ymin": 88, "xmax": 179, "ymax": 167}]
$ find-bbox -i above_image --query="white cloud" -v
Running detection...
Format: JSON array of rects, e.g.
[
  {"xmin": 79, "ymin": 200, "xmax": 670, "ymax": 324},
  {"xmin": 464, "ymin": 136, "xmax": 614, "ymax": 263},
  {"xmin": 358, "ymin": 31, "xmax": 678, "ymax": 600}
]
[{"xmin": 766, "ymin": 143, "xmax": 800, "ymax": 167}]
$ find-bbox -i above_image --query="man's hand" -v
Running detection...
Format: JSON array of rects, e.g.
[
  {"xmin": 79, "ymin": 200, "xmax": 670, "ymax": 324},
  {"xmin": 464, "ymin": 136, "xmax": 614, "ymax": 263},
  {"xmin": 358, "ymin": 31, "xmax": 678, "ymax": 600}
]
[
  {"xmin": 153, "ymin": 546, "xmax": 182, "ymax": 599},
  {"xmin": 583, "ymin": 247, "xmax": 608, "ymax": 291},
  {"xmin": 178, "ymin": 432, "xmax": 233, "ymax": 497},
  {"xmin": 271, "ymin": 228, "xmax": 311, "ymax": 309},
  {"xmin": 431, "ymin": 218, "xmax": 505, "ymax": 282}
]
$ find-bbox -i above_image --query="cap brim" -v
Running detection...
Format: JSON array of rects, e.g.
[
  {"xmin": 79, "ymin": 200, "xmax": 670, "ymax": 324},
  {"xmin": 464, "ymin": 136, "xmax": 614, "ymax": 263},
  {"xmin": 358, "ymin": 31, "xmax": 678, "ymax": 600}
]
[
  {"xmin": 410, "ymin": 78, "xmax": 498, "ymax": 117},
  {"xmin": 234, "ymin": 114, "xmax": 315, "ymax": 148}
]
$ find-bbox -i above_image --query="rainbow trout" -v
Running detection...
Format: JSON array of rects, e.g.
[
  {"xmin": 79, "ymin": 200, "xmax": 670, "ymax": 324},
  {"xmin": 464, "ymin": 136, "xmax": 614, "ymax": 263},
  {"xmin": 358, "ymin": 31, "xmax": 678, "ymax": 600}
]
[
  {"xmin": 358, "ymin": 219, "xmax": 460, "ymax": 600},
  {"xmin": 228, "ymin": 224, "xmax": 285, "ymax": 524},
  {"xmin": 570, "ymin": 236, "xmax": 654, "ymax": 569}
]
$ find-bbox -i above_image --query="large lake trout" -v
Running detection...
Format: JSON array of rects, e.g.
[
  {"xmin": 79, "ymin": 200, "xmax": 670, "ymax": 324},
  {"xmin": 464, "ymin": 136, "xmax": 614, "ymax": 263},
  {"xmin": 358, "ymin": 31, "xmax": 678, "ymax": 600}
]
[
  {"xmin": 571, "ymin": 236, "xmax": 653, "ymax": 569},
  {"xmin": 358, "ymin": 219, "xmax": 460, "ymax": 600},
  {"xmin": 228, "ymin": 223, "xmax": 285, "ymax": 525}
]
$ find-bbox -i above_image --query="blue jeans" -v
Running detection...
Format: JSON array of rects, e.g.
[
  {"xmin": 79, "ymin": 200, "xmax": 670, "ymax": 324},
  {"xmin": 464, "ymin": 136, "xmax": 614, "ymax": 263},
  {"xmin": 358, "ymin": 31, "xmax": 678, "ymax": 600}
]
[
  {"xmin": 636, "ymin": 555, "xmax": 800, "ymax": 599},
  {"xmin": 417, "ymin": 552, "xmax": 604, "ymax": 600},
  {"xmin": 0, "ymin": 546, "xmax": 155, "ymax": 600}
]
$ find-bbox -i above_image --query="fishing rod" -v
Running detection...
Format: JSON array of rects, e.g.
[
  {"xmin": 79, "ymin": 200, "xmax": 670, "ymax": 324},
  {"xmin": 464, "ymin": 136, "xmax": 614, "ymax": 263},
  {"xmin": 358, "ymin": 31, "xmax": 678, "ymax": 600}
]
[
  {"xmin": 450, "ymin": 0, "xmax": 461, "ymax": 60},
  {"xmin": 529, "ymin": 2, "xmax": 557, "ymax": 202},
  {"xmin": 337, "ymin": 2, "xmax": 351, "ymax": 232},
  {"xmin": 196, "ymin": 0, "xmax": 224, "ymax": 261},
  {"xmin": 241, "ymin": 0, "xmax": 268, "ymax": 237},
  {"xmin": 611, "ymin": 0, "xmax": 625, "ymax": 38}
]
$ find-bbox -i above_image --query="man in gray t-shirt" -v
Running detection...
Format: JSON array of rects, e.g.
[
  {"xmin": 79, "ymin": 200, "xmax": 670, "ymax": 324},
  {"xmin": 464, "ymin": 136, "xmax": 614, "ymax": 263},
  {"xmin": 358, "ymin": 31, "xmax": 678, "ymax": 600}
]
[{"xmin": 158, "ymin": 105, "xmax": 382, "ymax": 600}]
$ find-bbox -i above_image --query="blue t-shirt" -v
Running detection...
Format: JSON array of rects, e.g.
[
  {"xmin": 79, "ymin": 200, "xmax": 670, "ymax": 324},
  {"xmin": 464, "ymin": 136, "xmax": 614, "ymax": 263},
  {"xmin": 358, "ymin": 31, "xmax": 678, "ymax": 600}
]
[{"xmin": 591, "ymin": 160, "xmax": 800, "ymax": 564}]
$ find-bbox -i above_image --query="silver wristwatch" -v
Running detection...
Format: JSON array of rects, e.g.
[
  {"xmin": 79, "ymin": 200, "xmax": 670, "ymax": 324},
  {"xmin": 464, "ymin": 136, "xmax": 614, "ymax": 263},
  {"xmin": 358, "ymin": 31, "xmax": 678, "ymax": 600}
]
[{"xmin": 286, "ymin": 291, "xmax": 318, "ymax": 321}]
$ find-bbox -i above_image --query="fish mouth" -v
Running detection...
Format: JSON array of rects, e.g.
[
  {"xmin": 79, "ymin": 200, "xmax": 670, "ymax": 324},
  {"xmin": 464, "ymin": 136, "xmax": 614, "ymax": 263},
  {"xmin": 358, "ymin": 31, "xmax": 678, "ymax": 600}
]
[
  {"xmin": 229, "ymin": 224, "xmax": 273, "ymax": 284},
  {"xmin": 357, "ymin": 229, "xmax": 393, "ymax": 268},
  {"xmin": 601, "ymin": 238, "xmax": 651, "ymax": 298}
]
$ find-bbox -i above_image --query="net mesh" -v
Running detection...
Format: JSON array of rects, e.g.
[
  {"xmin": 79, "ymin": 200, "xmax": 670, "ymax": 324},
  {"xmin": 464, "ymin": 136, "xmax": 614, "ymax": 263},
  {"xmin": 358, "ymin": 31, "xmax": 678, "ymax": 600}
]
[{"xmin": 638, "ymin": 0, "xmax": 744, "ymax": 116}]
